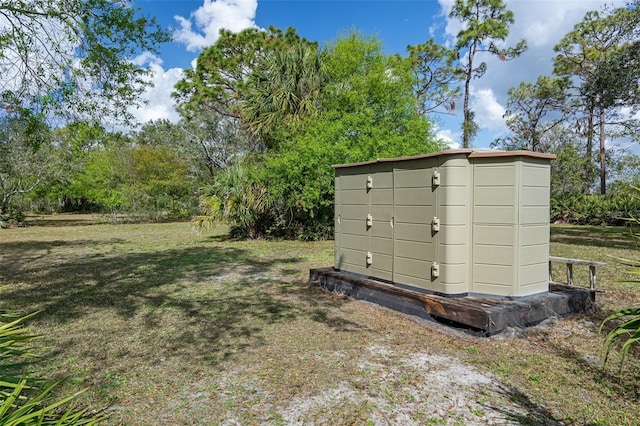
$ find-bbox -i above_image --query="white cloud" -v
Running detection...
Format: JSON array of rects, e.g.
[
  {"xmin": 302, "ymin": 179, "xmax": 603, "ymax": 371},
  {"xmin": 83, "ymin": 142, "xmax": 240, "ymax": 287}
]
[
  {"xmin": 128, "ymin": 53, "xmax": 183, "ymax": 124},
  {"xmin": 174, "ymin": 0, "xmax": 259, "ymax": 51},
  {"xmin": 126, "ymin": 0, "xmax": 261, "ymax": 130},
  {"xmin": 435, "ymin": 128, "xmax": 460, "ymax": 150},
  {"xmin": 435, "ymin": 0, "xmax": 623, "ymax": 146},
  {"xmin": 470, "ymin": 88, "xmax": 506, "ymax": 132}
]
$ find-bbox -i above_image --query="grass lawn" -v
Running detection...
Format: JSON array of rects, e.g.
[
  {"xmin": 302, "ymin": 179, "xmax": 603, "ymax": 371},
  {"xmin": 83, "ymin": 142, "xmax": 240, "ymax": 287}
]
[{"xmin": 1, "ymin": 215, "xmax": 639, "ymax": 425}]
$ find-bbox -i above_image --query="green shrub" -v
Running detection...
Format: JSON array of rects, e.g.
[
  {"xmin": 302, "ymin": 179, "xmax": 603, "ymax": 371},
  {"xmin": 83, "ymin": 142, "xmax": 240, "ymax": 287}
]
[
  {"xmin": 193, "ymin": 163, "xmax": 281, "ymax": 239},
  {"xmin": 600, "ymin": 189, "xmax": 640, "ymax": 375},
  {"xmin": 551, "ymin": 193, "xmax": 640, "ymax": 225},
  {"xmin": 601, "ymin": 307, "xmax": 640, "ymax": 375}
]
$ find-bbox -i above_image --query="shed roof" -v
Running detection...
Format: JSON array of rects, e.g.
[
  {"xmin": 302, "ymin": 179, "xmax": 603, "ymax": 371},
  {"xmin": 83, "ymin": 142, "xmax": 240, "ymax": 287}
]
[{"xmin": 332, "ymin": 149, "xmax": 556, "ymax": 169}]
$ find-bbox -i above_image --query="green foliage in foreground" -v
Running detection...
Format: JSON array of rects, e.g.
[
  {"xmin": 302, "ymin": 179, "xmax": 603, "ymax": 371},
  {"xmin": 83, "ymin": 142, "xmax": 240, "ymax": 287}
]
[
  {"xmin": 601, "ymin": 307, "xmax": 640, "ymax": 375},
  {"xmin": 0, "ymin": 312, "xmax": 102, "ymax": 425},
  {"xmin": 600, "ymin": 203, "xmax": 640, "ymax": 375}
]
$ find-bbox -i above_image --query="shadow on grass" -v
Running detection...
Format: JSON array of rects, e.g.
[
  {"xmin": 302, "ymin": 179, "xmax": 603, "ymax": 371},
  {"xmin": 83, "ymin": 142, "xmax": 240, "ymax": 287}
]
[
  {"xmin": 1, "ymin": 243, "xmax": 300, "ymax": 319},
  {"xmin": 547, "ymin": 341, "xmax": 640, "ymax": 400},
  {"xmin": 23, "ymin": 214, "xmax": 103, "ymax": 228},
  {"xmin": 1, "ymin": 239, "xmax": 126, "ymax": 257},
  {"xmin": 551, "ymin": 225, "xmax": 637, "ymax": 250},
  {"xmin": 0, "ymin": 238, "xmax": 349, "ymax": 366},
  {"xmin": 487, "ymin": 384, "xmax": 577, "ymax": 426}
]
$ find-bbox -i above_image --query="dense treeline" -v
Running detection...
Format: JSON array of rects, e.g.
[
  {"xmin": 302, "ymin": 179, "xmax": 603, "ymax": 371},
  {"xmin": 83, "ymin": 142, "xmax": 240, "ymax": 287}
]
[
  {"xmin": 1, "ymin": 29, "xmax": 444, "ymax": 235},
  {"xmin": 1, "ymin": 0, "xmax": 640, "ymax": 235}
]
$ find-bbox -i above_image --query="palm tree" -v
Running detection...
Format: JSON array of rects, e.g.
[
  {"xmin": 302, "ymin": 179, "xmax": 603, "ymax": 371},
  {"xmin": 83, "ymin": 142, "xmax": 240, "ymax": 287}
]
[{"xmin": 242, "ymin": 43, "xmax": 327, "ymax": 149}]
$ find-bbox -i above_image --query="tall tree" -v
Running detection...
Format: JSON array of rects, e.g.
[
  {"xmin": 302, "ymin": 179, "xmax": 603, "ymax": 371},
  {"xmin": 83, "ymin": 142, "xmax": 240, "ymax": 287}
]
[
  {"xmin": 259, "ymin": 32, "xmax": 442, "ymax": 235},
  {"xmin": 173, "ymin": 26, "xmax": 311, "ymax": 120},
  {"xmin": 407, "ymin": 40, "xmax": 462, "ymax": 115},
  {"xmin": 545, "ymin": 125, "xmax": 592, "ymax": 197},
  {"xmin": 449, "ymin": 0, "xmax": 527, "ymax": 148},
  {"xmin": 0, "ymin": 0, "xmax": 170, "ymax": 122},
  {"xmin": 242, "ymin": 43, "xmax": 327, "ymax": 148},
  {"xmin": 135, "ymin": 116, "xmax": 253, "ymax": 181},
  {"xmin": 197, "ymin": 32, "xmax": 442, "ymax": 239},
  {"xmin": 178, "ymin": 112, "xmax": 256, "ymax": 178},
  {"xmin": 0, "ymin": 110, "xmax": 54, "ymax": 216},
  {"xmin": 44, "ymin": 121, "xmax": 109, "ymax": 211},
  {"xmin": 554, "ymin": 4, "xmax": 640, "ymax": 194},
  {"xmin": 495, "ymin": 76, "xmax": 569, "ymax": 152}
]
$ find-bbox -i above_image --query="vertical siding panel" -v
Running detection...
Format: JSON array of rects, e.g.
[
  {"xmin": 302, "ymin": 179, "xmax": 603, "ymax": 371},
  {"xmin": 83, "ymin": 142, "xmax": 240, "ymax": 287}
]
[
  {"xmin": 437, "ymin": 155, "xmax": 471, "ymax": 295},
  {"xmin": 517, "ymin": 160, "xmax": 551, "ymax": 296},
  {"xmin": 393, "ymin": 158, "xmax": 437, "ymax": 292},
  {"xmin": 472, "ymin": 160, "xmax": 517, "ymax": 296}
]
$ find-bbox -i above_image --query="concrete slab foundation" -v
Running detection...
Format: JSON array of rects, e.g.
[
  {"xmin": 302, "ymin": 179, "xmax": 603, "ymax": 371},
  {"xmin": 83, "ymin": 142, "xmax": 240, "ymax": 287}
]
[{"xmin": 309, "ymin": 267, "xmax": 595, "ymax": 336}]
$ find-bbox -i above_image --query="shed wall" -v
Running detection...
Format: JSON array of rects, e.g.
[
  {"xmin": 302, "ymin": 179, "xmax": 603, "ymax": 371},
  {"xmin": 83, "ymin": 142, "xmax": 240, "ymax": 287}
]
[
  {"xmin": 517, "ymin": 160, "xmax": 551, "ymax": 295},
  {"xmin": 471, "ymin": 159, "xmax": 518, "ymax": 296},
  {"xmin": 334, "ymin": 151, "xmax": 552, "ymax": 298},
  {"xmin": 334, "ymin": 167, "xmax": 369, "ymax": 276}
]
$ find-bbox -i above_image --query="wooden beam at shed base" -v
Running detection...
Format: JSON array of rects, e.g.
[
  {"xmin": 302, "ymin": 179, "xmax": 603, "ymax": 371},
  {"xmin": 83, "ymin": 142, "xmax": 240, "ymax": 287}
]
[{"xmin": 309, "ymin": 268, "xmax": 595, "ymax": 336}]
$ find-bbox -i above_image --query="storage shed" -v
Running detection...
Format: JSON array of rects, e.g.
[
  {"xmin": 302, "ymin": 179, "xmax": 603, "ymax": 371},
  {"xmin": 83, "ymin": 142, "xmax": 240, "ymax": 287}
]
[{"xmin": 333, "ymin": 149, "xmax": 556, "ymax": 298}]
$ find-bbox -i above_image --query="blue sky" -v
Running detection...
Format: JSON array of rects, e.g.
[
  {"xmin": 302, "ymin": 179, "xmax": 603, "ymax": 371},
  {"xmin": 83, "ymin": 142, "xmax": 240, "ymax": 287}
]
[{"xmin": 129, "ymin": 0, "xmax": 623, "ymax": 149}]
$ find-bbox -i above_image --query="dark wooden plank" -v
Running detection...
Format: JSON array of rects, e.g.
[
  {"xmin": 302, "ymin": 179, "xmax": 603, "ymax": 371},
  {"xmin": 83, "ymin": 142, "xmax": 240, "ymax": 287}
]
[
  {"xmin": 309, "ymin": 268, "xmax": 595, "ymax": 336},
  {"xmin": 419, "ymin": 295, "xmax": 490, "ymax": 331},
  {"xmin": 310, "ymin": 268, "xmax": 490, "ymax": 331}
]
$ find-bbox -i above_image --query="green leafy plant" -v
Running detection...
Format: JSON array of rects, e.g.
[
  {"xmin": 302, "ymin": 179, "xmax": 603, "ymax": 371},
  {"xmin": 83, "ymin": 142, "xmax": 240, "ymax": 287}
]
[
  {"xmin": 0, "ymin": 312, "xmax": 103, "ymax": 425},
  {"xmin": 551, "ymin": 193, "xmax": 640, "ymax": 225},
  {"xmin": 600, "ymin": 189, "xmax": 640, "ymax": 374},
  {"xmin": 193, "ymin": 163, "xmax": 278, "ymax": 239},
  {"xmin": 601, "ymin": 307, "xmax": 640, "ymax": 374}
]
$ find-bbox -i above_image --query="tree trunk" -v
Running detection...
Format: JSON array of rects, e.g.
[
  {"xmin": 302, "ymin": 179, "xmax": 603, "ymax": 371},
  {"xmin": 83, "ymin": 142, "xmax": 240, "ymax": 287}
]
[
  {"xmin": 583, "ymin": 101, "xmax": 595, "ymax": 194},
  {"xmin": 599, "ymin": 107, "xmax": 606, "ymax": 195},
  {"xmin": 462, "ymin": 71, "xmax": 472, "ymax": 149},
  {"xmin": 462, "ymin": 43, "xmax": 476, "ymax": 149}
]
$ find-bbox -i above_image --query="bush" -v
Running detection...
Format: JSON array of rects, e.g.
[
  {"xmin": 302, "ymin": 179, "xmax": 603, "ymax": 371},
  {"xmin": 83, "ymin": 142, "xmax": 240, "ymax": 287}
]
[
  {"xmin": 193, "ymin": 163, "xmax": 281, "ymax": 239},
  {"xmin": 551, "ymin": 193, "xmax": 640, "ymax": 225},
  {"xmin": 600, "ymin": 194, "xmax": 640, "ymax": 375},
  {"xmin": 601, "ymin": 307, "xmax": 640, "ymax": 374},
  {"xmin": 0, "ymin": 210, "xmax": 25, "ymax": 229}
]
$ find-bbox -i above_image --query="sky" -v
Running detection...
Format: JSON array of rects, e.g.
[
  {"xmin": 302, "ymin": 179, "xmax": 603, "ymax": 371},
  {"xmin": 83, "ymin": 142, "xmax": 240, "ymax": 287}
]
[{"xmin": 129, "ymin": 0, "xmax": 624, "ymax": 149}]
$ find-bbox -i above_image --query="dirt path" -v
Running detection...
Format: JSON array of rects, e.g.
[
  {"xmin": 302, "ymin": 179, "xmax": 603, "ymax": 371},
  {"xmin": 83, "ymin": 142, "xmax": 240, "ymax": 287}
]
[{"xmin": 276, "ymin": 345, "xmax": 533, "ymax": 425}]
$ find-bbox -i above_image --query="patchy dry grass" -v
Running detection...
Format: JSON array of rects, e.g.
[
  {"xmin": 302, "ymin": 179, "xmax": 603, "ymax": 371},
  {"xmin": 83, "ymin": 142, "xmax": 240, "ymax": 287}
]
[{"xmin": 0, "ymin": 216, "xmax": 639, "ymax": 425}]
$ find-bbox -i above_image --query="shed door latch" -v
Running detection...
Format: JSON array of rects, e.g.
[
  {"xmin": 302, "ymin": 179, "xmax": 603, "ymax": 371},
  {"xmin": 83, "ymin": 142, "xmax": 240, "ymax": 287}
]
[
  {"xmin": 431, "ymin": 262, "xmax": 440, "ymax": 278},
  {"xmin": 366, "ymin": 251, "xmax": 373, "ymax": 266},
  {"xmin": 432, "ymin": 170, "xmax": 440, "ymax": 186},
  {"xmin": 366, "ymin": 175, "xmax": 373, "ymax": 190},
  {"xmin": 366, "ymin": 213, "xmax": 373, "ymax": 227},
  {"xmin": 431, "ymin": 216, "xmax": 440, "ymax": 232}
]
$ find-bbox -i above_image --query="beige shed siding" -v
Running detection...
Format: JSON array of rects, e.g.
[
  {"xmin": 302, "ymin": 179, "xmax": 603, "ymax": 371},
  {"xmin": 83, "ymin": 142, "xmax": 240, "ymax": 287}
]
[
  {"xmin": 369, "ymin": 164, "xmax": 394, "ymax": 280},
  {"xmin": 517, "ymin": 161, "xmax": 551, "ymax": 295},
  {"xmin": 471, "ymin": 160, "xmax": 517, "ymax": 296},
  {"xmin": 393, "ymin": 158, "xmax": 438, "ymax": 291},
  {"xmin": 334, "ymin": 176, "xmax": 340, "ymax": 269},
  {"xmin": 437, "ymin": 156, "xmax": 471, "ymax": 294},
  {"xmin": 335, "ymin": 168, "xmax": 369, "ymax": 275},
  {"xmin": 471, "ymin": 158, "xmax": 551, "ymax": 297},
  {"xmin": 334, "ymin": 149, "xmax": 553, "ymax": 298}
]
